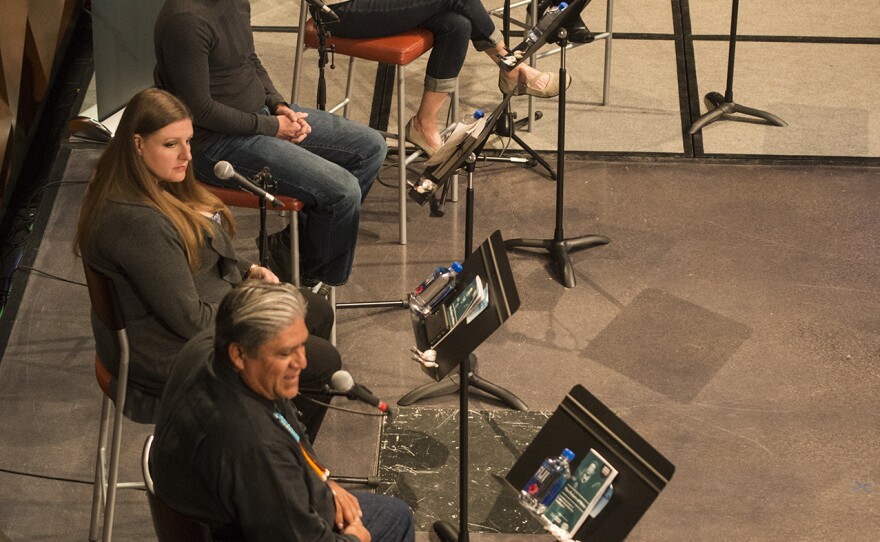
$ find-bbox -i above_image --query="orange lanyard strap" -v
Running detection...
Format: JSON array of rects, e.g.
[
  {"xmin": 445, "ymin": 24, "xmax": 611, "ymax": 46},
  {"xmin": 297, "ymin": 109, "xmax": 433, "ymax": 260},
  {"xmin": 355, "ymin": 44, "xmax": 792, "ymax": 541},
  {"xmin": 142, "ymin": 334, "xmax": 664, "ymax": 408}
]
[{"xmin": 272, "ymin": 411, "xmax": 330, "ymax": 481}]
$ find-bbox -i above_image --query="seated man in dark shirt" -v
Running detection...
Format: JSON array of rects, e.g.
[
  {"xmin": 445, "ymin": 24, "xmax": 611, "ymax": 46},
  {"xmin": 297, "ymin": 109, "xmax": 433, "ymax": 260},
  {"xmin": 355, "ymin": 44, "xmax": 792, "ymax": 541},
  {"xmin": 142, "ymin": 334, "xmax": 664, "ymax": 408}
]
[
  {"xmin": 154, "ymin": 0, "xmax": 387, "ymax": 287},
  {"xmin": 150, "ymin": 282, "xmax": 414, "ymax": 541}
]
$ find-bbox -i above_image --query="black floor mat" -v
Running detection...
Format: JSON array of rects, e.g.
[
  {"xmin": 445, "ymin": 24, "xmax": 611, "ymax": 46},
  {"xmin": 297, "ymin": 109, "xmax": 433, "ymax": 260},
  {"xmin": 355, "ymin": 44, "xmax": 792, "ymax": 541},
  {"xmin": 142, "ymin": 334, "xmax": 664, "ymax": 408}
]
[{"xmin": 377, "ymin": 407, "xmax": 552, "ymax": 533}]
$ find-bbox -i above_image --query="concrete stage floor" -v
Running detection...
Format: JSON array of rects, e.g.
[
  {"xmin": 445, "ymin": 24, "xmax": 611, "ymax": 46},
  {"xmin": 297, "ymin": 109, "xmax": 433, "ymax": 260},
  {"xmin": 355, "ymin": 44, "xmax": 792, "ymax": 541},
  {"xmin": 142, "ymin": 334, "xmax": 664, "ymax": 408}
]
[{"xmin": 1, "ymin": 0, "xmax": 879, "ymax": 539}]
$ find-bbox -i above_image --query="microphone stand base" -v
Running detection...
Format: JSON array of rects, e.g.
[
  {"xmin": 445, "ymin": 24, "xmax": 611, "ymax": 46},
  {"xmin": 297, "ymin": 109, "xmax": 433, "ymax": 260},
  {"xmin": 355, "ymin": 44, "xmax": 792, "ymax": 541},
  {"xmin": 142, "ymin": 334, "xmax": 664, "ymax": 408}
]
[
  {"xmin": 505, "ymin": 234, "xmax": 610, "ymax": 289},
  {"xmin": 433, "ymin": 520, "xmax": 460, "ymax": 542},
  {"xmin": 397, "ymin": 355, "xmax": 528, "ymax": 411},
  {"xmin": 688, "ymin": 91, "xmax": 788, "ymax": 135},
  {"xmin": 329, "ymin": 475, "xmax": 381, "ymax": 487}
]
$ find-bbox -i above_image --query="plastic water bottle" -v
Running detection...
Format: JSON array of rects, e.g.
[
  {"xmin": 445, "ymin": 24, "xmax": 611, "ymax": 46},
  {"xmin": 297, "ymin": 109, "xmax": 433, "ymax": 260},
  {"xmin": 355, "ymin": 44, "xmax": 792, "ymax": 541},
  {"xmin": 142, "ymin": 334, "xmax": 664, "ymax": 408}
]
[
  {"xmin": 520, "ymin": 448, "xmax": 575, "ymax": 514},
  {"xmin": 461, "ymin": 109, "xmax": 485, "ymax": 125},
  {"xmin": 414, "ymin": 266, "xmax": 448, "ymax": 296},
  {"xmin": 410, "ymin": 261, "xmax": 463, "ymax": 315},
  {"xmin": 525, "ymin": 2, "xmax": 568, "ymax": 47}
]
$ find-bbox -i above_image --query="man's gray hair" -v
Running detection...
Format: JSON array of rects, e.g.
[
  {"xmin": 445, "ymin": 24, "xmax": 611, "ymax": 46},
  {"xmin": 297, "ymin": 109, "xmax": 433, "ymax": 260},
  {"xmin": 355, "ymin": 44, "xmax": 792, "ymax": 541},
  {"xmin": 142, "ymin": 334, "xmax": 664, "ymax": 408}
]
[{"xmin": 215, "ymin": 281, "xmax": 308, "ymax": 357}]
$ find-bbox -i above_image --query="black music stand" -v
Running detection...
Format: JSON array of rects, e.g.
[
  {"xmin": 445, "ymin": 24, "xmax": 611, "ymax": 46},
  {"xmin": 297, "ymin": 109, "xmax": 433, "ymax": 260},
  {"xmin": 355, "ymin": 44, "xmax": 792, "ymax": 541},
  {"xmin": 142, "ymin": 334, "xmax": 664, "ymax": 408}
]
[
  {"xmin": 487, "ymin": 0, "xmax": 553, "ymax": 178},
  {"xmin": 688, "ymin": 0, "xmax": 787, "ymax": 134},
  {"xmin": 398, "ymin": 229, "xmax": 526, "ymax": 410},
  {"xmin": 400, "ymin": 94, "xmax": 527, "ymax": 403},
  {"xmin": 409, "ymin": 94, "xmax": 513, "ymax": 228},
  {"xmin": 406, "ymin": 232, "xmax": 522, "ymax": 542},
  {"xmin": 500, "ymin": 5, "xmax": 610, "ymax": 289},
  {"xmin": 501, "ymin": 385, "xmax": 676, "ymax": 541},
  {"xmin": 398, "ymin": 102, "xmax": 529, "ymax": 410}
]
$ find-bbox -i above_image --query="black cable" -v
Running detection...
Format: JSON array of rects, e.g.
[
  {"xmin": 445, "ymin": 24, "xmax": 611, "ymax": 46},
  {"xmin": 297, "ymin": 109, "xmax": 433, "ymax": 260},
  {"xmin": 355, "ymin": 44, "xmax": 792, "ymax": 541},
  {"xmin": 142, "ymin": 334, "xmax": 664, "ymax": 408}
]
[
  {"xmin": 0, "ymin": 466, "xmax": 94, "ymax": 486},
  {"xmin": 374, "ymin": 159, "xmax": 425, "ymax": 190},
  {"xmin": 6, "ymin": 266, "xmax": 87, "ymax": 288},
  {"xmin": 26, "ymin": 179, "xmax": 89, "ymax": 208},
  {"xmin": 298, "ymin": 394, "xmax": 388, "ymax": 417}
]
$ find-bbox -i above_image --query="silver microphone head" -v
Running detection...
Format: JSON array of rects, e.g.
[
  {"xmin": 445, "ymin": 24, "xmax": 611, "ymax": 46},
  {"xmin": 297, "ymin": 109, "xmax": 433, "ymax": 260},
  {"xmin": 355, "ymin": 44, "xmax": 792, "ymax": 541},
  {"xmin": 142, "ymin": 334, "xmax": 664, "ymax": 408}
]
[
  {"xmin": 330, "ymin": 370, "xmax": 355, "ymax": 392},
  {"xmin": 213, "ymin": 160, "xmax": 235, "ymax": 180}
]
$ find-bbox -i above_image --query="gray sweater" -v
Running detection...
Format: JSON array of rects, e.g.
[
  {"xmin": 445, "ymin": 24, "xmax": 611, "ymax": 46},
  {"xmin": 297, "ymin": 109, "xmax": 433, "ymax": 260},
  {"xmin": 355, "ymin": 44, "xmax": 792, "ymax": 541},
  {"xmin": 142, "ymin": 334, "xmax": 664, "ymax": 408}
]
[
  {"xmin": 153, "ymin": 0, "xmax": 287, "ymax": 154},
  {"xmin": 83, "ymin": 200, "xmax": 248, "ymax": 422}
]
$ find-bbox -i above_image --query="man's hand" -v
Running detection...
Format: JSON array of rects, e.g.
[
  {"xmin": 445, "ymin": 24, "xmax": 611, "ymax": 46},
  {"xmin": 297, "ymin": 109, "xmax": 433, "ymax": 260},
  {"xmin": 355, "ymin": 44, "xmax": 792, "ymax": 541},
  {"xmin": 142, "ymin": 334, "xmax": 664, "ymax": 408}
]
[
  {"xmin": 275, "ymin": 105, "xmax": 311, "ymax": 143},
  {"xmin": 244, "ymin": 265, "xmax": 279, "ymax": 284},
  {"xmin": 342, "ymin": 518, "xmax": 371, "ymax": 542},
  {"xmin": 327, "ymin": 480, "xmax": 363, "ymax": 531}
]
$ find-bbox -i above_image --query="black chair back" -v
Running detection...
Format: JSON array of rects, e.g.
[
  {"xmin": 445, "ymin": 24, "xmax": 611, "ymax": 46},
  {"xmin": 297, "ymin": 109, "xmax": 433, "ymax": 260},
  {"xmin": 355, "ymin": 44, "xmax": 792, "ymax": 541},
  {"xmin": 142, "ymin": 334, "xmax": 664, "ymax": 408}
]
[
  {"xmin": 83, "ymin": 264, "xmax": 125, "ymax": 331},
  {"xmin": 142, "ymin": 435, "xmax": 213, "ymax": 542}
]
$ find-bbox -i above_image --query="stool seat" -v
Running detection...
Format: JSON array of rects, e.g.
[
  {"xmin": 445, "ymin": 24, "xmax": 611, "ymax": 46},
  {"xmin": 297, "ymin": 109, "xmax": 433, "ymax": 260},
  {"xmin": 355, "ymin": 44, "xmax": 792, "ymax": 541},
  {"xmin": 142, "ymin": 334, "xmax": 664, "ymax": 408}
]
[
  {"xmin": 293, "ymin": 0, "xmax": 458, "ymax": 246},
  {"xmin": 304, "ymin": 20, "xmax": 433, "ymax": 66},
  {"xmin": 202, "ymin": 184, "xmax": 304, "ymax": 212}
]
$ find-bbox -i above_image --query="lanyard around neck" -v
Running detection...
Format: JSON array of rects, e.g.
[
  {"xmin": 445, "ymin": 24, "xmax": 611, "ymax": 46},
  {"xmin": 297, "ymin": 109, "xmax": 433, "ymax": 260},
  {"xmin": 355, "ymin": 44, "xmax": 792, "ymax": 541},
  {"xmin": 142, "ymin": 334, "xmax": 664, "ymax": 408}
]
[{"xmin": 272, "ymin": 411, "xmax": 330, "ymax": 481}]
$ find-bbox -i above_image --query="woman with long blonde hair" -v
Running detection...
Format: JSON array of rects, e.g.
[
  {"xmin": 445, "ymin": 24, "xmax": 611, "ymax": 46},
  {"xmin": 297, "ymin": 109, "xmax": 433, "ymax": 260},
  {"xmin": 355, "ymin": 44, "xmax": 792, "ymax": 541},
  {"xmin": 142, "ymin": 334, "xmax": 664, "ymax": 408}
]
[{"xmin": 76, "ymin": 88, "xmax": 337, "ymax": 439}]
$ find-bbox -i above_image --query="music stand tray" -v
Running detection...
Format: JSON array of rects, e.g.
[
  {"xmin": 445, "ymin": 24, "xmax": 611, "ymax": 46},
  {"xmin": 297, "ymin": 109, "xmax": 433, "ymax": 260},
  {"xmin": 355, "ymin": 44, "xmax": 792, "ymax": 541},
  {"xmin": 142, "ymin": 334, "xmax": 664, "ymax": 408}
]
[
  {"xmin": 501, "ymin": 385, "xmax": 675, "ymax": 541},
  {"xmin": 408, "ymin": 94, "xmax": 514, "ymax": 206}
]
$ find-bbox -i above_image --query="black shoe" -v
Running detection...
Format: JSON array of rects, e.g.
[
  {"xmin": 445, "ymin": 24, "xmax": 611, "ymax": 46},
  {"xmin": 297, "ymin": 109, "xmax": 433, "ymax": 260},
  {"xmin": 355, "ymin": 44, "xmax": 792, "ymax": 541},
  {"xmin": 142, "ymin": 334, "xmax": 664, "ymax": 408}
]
[
  {"xmin": 567, "ymin": 18, "xmax": 596, "ymax": 44},
  {"xmin": 545, "ymin": 15, "xmax": 595, "ymax": 44},
  {"xmin": 309, "ymin": 281, "xmax": 333, "ymax": 299},
  {"xmin": 539, "ymin": 0, "xmax": 595, "ymax": 44},
  {"xmin": 259, "ymin": 229, "xmax": 293, "ymax": 284}
]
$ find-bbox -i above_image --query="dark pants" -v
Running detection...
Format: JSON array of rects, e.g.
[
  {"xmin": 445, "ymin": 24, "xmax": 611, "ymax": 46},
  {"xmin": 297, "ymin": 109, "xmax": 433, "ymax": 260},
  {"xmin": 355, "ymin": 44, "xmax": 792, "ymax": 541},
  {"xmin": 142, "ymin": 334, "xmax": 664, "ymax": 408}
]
[
  {"xmin": 356, "ymin": 491, "xmax": 416, "ymax": 542},
  {"xmin": 330, "ymin": 0, "xmax": 503, "ymax": 92},
  {"xmin": 295, "ymin": 289, "xmax": 340, "ymax": 442},
  {"xmin": 193, "ymin": 107, "xmax": 386, "ymax": 286}
]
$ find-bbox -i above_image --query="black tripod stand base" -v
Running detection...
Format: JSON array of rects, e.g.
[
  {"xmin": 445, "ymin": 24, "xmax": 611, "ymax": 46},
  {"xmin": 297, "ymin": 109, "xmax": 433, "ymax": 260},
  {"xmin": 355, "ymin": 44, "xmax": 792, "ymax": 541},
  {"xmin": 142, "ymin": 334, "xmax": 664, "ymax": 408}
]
[
  {"xmin": 688, "ymin": 91, "xmax": 788, "ymax": 134},
  {"xmin": 397, "ymin": 377, "xmax": 459, "ymax": 405},
  {"xmin": 397, "ymin": 355, "xmax": 528, "ymax": 411},
  {"xmin": 505, "ymin": 234, "xmax": 610, "ymax": 288},
  {"xmin": 433, "ymin": 520, "xmax": 460, "ymax": 542}
]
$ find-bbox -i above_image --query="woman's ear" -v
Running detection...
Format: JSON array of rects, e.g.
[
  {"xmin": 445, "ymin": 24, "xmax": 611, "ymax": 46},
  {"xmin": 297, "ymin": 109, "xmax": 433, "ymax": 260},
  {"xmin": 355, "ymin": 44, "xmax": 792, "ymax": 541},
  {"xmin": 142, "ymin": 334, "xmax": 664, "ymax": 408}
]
[{"xmin": 133, "ymin": 134, "xmax": 144, "ymax": 156}]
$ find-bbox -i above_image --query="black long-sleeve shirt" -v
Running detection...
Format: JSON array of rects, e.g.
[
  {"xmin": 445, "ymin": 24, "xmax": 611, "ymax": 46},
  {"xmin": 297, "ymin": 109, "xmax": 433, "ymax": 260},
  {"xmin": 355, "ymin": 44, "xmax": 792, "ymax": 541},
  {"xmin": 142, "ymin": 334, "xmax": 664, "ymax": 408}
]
[
  {"xmin": 151, "ymin": 330, "xmax": 358, "ymax": 541},
  {"xmin": 154, "ymin": 0, "xmax": 286, "ymax": 154}
]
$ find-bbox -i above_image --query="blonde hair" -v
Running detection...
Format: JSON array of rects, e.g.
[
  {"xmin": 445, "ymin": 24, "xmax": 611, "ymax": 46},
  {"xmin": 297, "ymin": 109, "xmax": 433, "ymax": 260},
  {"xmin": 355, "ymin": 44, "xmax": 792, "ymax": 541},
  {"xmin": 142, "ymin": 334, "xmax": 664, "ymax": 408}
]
[{"xmin": 75, "ymin": 87, "xmax": 234, "ymax": 270}]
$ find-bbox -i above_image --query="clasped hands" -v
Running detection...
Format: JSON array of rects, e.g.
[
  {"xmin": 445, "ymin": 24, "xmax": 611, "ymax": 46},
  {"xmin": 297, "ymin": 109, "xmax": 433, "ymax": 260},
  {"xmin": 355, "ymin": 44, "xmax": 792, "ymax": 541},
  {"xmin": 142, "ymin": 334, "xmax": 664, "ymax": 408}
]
[
  {"xmin": 276, "ymin": 105, "xmax": 311, "ymax": 144},
  {"xmin": 328, "ymin": 480, "xmax": 371, "ymax": 542}
]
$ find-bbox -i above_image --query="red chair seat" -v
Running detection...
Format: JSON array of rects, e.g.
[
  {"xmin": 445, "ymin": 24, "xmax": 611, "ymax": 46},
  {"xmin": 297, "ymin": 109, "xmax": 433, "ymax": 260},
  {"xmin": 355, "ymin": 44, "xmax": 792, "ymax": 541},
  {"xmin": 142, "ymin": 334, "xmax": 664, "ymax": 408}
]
[
  {"xmin": 95, "ymin": 356, "xmax": 113, "ymax": 398},
  {"xmin": 201, "ymin": 184, "xmax": 303, "ymax": 212},
  {"xmin": 303, "ymin": 20, "xmax": 433, "ymax": 66}
]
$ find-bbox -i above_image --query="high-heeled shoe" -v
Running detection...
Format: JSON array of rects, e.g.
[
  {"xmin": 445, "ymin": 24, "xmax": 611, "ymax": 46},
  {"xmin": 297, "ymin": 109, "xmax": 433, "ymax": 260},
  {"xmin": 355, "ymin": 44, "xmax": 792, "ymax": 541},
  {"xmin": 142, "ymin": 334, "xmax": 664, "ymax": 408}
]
[
  {"xmin": 405, "ymin": 117, "xmax": 439, "ymax": 157},
  {"xmin": 498, "ymin": 70, "xmax": 572, "ymax": 98}
]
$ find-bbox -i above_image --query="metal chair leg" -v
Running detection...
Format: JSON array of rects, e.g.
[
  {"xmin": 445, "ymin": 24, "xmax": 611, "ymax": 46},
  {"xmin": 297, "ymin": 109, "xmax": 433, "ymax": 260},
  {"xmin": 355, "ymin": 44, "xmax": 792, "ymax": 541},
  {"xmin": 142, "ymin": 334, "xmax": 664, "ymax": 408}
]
[
  {"xmin": 101, "ymin": 398, "xmax": 126, "ymax": 540},
  {"xmin": 397, "ymin": 65, "xmax": 407, "ymax": 246},
  {"xmin": 88, "ymin": 394, "xmax": 112, "ymax": 541}
]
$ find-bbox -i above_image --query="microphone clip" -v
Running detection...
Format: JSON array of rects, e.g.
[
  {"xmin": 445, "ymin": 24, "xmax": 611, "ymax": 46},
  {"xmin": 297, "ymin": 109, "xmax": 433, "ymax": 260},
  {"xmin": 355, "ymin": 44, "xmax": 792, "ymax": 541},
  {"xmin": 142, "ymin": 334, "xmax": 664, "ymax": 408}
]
[
  {"xmin": 252, "ymin": 166, "xmax": 276, "ymax": 191},
  {"xmin": 410, "ymin": 346, "xmax": 439, "ymax": 369}
]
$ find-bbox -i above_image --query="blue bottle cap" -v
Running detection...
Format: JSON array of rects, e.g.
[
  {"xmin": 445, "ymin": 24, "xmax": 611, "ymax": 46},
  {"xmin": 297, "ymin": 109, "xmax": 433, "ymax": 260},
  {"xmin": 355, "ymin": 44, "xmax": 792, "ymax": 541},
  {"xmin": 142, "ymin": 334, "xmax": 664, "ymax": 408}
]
[
  {"xmin": 558, "ymin": 2, "xmax": 568, "ymax": 10},
  {"xmin": 562, "ymin": 448, "xmax": 575, "ymax": 461},
  {"xmin": 473, "ymin": 109, "xmax": 485, "ymax": 119},
  {"xmin": 450, "ymin": 261, "xmax": 463, "ymax": 273}
]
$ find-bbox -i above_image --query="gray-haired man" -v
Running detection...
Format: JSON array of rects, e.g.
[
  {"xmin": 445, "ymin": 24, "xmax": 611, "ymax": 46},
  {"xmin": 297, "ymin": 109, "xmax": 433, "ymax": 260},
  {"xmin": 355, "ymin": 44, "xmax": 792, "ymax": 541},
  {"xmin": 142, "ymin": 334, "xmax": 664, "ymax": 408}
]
[{"xmin": 151, "ymin": 282, "xmax": 414, "ymax": 541}]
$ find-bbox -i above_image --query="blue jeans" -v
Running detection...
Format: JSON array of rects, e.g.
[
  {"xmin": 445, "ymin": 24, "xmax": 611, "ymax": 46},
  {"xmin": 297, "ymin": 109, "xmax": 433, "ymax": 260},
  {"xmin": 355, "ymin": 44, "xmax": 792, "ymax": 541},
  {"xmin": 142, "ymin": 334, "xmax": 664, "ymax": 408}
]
[
  {"xmin": 192, "ymin": 106, "xmax": 386, "ymax": 285},
  {"xmin": 355, "ymin": 492, "xmax": 415, "ymax": 542},
  {"xmin": 330, "ymin": 0, "xmax": 503, "ymax": 93}
]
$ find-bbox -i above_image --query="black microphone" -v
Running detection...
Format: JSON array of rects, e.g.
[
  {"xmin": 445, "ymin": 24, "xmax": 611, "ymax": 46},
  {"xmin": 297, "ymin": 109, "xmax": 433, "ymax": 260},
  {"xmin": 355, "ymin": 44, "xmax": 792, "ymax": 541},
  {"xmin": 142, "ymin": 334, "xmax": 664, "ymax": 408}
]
[
  {"xmin": 304, "ymin": 0, "xmax": 340, "ymax": 23},
  {"xmin": 330, "ymin": 371, "xmax": 391, "ymax": 417},
  {"xmin": 213, "ymin": 161, "xmax": 283, "ymax": 208}
]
